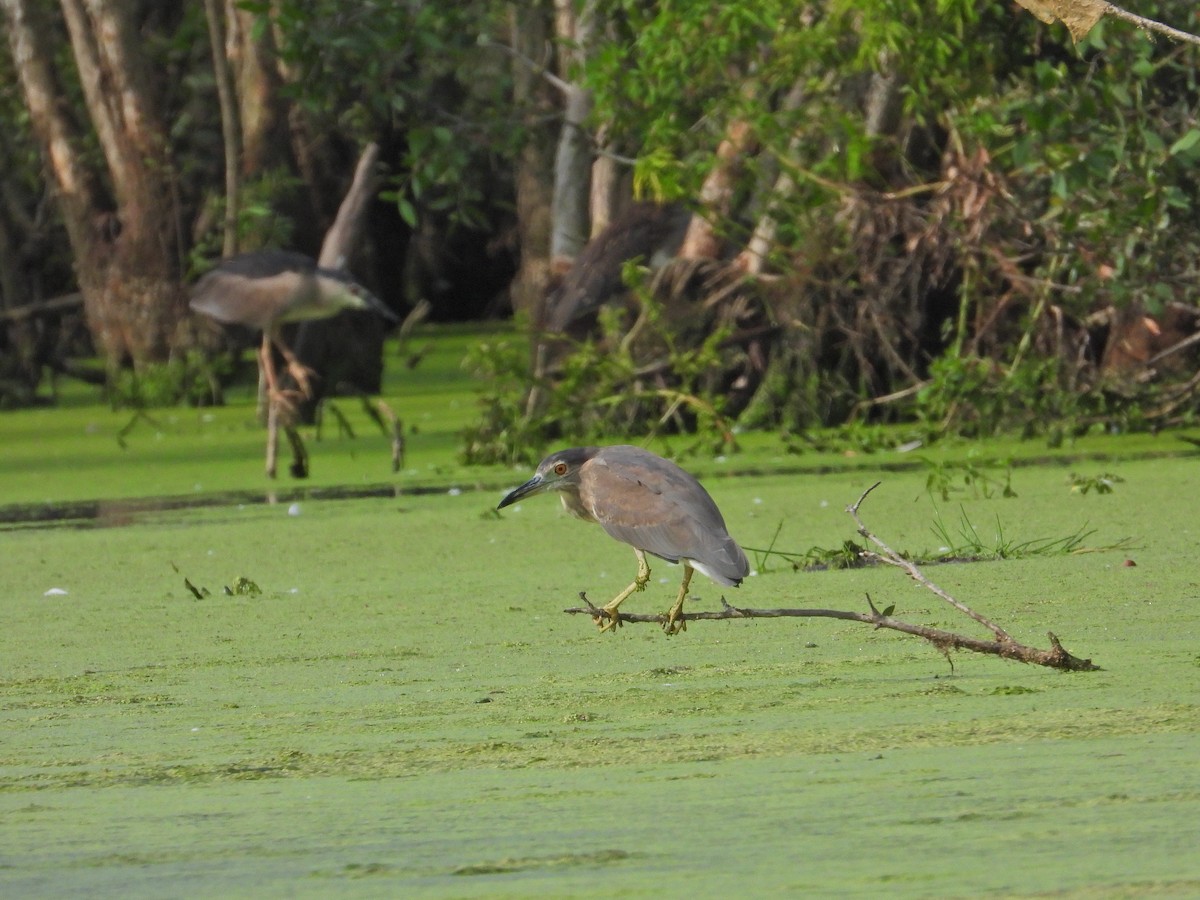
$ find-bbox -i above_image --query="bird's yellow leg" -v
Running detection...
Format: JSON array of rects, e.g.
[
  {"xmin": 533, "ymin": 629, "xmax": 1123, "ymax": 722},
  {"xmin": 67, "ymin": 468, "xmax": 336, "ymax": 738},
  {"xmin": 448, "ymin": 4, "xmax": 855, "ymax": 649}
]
[
  {"xmin": 662, "ymin": 565, "xmax": 694, "ymax": 635},
  {"xmin": 595, "ymin": 549, "xmax": 651, "ymax": 632},
  {"xmin": 264, "ymin": 392, "xmax": 279, "ymax": 478},
  {"xmin": 259, "ymin": 333, "xmax": 302, "ymax": 412},
  {"xmin": 259, "ymin": 333, "xmax": 281, "ymax": 401},
  {"xmin": 273, "ymin": 336, "xmax": 316, "ymax": 399}
]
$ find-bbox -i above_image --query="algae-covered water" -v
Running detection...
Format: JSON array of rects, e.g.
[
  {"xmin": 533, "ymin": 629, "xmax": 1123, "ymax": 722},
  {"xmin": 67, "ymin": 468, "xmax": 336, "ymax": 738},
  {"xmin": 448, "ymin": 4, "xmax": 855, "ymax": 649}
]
[{"xmin": 3, "ymin": 330, "xmax": 1200, "ymax": 897}]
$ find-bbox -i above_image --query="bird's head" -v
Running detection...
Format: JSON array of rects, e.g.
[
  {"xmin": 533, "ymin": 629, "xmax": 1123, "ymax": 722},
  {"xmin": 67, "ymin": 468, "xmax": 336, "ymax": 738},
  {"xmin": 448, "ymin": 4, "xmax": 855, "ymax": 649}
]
[
  {"xmin": 497, "ymin": 447, "xmax": 595, "ymax": 509},
  {"xmin": 318, "ymin": 270, "xmax": 399, "ymax": 323}
]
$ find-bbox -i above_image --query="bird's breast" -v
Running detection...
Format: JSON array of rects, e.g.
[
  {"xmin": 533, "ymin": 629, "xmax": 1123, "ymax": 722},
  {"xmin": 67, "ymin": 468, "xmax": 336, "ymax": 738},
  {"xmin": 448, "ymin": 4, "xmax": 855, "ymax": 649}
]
[{"xmin": 558, "ymin": 492, "xmax": 598, "ymax": 524}]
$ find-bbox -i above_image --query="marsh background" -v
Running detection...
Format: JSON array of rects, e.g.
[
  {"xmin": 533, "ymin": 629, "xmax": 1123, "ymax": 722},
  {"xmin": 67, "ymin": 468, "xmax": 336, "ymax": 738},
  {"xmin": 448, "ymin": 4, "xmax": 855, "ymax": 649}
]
[{"xmin": 2, "ymin": 3, "xmax": 1200, "ymax": 896}]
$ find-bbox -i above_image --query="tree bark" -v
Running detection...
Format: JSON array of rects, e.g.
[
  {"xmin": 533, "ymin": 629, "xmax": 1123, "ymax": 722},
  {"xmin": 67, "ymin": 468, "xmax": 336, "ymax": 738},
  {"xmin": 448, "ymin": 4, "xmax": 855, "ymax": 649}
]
[
  {"xmin": 290, "ymin": 143, "xmax": 386, "ymax": 417},
  {"xmin": 5, "ymin": 0, "xmax": 186, "ymax": 370},
  {"xmin": 679, "ymin": 119, "xmax": 757, "ymax": 260},
  {"xmin": 738, "ymin": 79, "xmax": 808, "ymax": 275},
  {"xmin": 549, "ymin": 0, "xmax": 597, "ymax": 265},
  {"xmin": 224, "ymin": 0, "xmax": 289, "ymax": 177},
  {"xmin": 2, "ymin": 0, "xmax": 103, "ymax": 279},
  {"xmin": 551, "ymin": 81, "xmax": 594, "ymax": 263},
  {"xmin": 205, "ymin": 0, "xmax": 240, "ymax": 257},
  {"xmin": 508, "ymin": 2, "xmax": 558, "ymax": 321},
  {"xmin": 216, "ymin": 0, "xmax": 313, "ymax": 253},
  {"xmin": 589, "ymin": 135, "xmax": 627, "ymax": 238},
  {"xmin": 318, "ymin": 144, "xmax": 379, "ymax": 268}
]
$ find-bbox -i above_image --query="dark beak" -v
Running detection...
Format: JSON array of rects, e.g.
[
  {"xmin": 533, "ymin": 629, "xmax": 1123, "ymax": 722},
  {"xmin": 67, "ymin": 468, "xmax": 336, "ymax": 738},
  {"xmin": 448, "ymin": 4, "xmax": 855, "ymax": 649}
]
[
  {"xmin": 497, "ymin": 474, "xmax": 544, "ymax": 510},
  {"xmin": 364, "ymin": 291, "xmax": 399, "ymax": 324}
]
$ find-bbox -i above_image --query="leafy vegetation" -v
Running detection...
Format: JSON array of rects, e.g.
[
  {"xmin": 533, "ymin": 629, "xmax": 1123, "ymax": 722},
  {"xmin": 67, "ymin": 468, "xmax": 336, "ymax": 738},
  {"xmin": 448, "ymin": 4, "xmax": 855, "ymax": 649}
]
[
  {"xmin": 504, "ymin": 0, "xmax": 1200, "ymax": 450},
  {"xmin": 108, "ymin": 352, "xmax": 229, "ymax": 410},
  {"xmin": 4, "ymin": 1, "xmax": 1200, "ymax": 457},
  {"xmin": 1068, "ymin": 471, "xmax": 1126, "ymax": 494},
  {"xmin": 750, "ymin": 501, "xmax": 1134, "ymax": 573},
  {"xmin": 461, "ymin": 271, "xmax": 739, "ymax": 465},
  {"xmin": 921, "ymin": 455, "xmax": 1017, "ymax": 502},
  {"xmin": 927, "ymin": 506, "xmax": 1133, "ymax": 562}
]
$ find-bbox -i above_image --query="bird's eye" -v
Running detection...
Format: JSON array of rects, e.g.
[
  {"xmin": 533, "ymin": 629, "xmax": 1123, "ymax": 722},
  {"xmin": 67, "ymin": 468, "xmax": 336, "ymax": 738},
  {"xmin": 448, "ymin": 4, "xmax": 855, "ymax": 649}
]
[{"xmin": 553, "ymin": 462, "xmax": 568, "ymax": 476}]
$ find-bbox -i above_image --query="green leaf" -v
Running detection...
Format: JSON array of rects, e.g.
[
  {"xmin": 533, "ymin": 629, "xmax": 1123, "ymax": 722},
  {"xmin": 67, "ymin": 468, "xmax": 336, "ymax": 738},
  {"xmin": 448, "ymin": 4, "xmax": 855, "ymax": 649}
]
[
  {"xmin": 397, "ymin": 198, "xmax": 418, "ymax": 227},
  {"xmin": 1169, "ymin": 129, "xmax": 1200, "ymax": 157}
]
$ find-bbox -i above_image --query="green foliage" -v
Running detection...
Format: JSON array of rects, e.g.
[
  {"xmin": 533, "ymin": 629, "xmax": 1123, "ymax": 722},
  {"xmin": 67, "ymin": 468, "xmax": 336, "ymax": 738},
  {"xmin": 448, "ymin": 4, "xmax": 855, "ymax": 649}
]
[
  {"xmin": 595, "ymin": 0, "xmax": 1200, "ymax": 321},
  {"xmin": 457, "ymin": 333, "xmax": 546, "ymax": 467},
  {"xmin": 594, "ymin": 0, "xmax": 1007, "ymax": 197},
  {"xmin": 460, "ymin": 281, "xmax": 736, "ymax": 465},
  {"xmin": 745, "ymin": 520, "xmax": 870, "ymax": 574},
  {"xmin": 257, "ymin": 0, "xmax": 517, "ymax": 232},
  {"xmin": 797, "ymin": 539, "xmax": 870, "ymax": 571},
  {"xmin": 1068, "ymin": 472, "xmax": 1125, "ymax": 495},
  {"xmin": 922, "ymin": 456, "xmax": 1017, "ymax": 502},
  {"xmin": 187, "ymin": 168, "xmax": 300, "ymax": 278},
  {"xmin": 579, "ymin": 0, "xmax": 1200, "ymax": 447},
  {"xmin": 782, "ymin": 423, "xmax": 912, "ymax": 456},
  {"xmin": 928, "ymin": 506, "xmax": 1132, "ymax": 562},
  {"xmin": 745, "ymin": 531, "xmax": 869, "ymax": 573},
  {"xmin": 764, "ymin": 504, "xmax": 1132, "ymax": 571},
  {"xmin": 108, "ymin": 352, "xmax": 228, "ymax": 410},
  {"xmin": 977, "ymin": 18, "xmax": 1200, "ymax": 315},
  {"xmin": 911, "ymin": 354, "xmax": 1149, "ymax": 445}
]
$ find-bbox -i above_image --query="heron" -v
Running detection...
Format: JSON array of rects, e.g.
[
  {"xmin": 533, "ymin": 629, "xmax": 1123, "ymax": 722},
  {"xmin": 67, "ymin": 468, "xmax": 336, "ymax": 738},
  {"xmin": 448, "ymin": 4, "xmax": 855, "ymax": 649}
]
[
  {"xmin": 189, "ymin": 249, "xmax": 397, "ymax": 406},
  {"xmin": 497, "ymin": 445, "xmax": 749, "ymax": 634}
]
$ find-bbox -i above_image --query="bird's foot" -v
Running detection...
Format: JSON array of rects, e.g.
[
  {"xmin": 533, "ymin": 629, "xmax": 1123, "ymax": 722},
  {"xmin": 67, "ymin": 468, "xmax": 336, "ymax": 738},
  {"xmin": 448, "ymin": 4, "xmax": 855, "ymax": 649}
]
[
  {"xmin": 593, "ymin": 607, "xmax": 624, "ymax": 633},
  {"xmin": 578, "ymin": 593, "xmax": 623, "ymax": 633},
  {"xmin": 661, "ymin": 604, "xmax": 687, "ymax": 635},
  {"xmin": 284, "ymin": 361, "xmax": 317, "ymax": 399},
  {"xmin": 268, "ymin": 387, "xmax": 305, "ymax": 416}
]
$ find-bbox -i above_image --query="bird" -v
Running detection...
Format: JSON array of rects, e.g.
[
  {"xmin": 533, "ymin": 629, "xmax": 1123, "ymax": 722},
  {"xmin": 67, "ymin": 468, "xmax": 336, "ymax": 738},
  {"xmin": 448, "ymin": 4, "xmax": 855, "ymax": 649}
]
[
  {"xmin": 189, "ymin": 249, "xmax": 397, "ymax": 405},
  {"xmin": 497, "ymin": 444, "xmax": 749, "ymax": 634}
]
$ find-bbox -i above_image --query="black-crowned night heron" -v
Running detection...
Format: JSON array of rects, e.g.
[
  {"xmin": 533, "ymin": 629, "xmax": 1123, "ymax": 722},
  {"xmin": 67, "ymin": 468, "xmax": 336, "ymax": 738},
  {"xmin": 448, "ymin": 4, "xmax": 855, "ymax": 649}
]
[
  {"xmin": 497, "ymin": 445, "xmax": 749, "ymax": 634},
  {"xmin": 189, "ymin": 249, "xmax": 396, "ymax": 404}
]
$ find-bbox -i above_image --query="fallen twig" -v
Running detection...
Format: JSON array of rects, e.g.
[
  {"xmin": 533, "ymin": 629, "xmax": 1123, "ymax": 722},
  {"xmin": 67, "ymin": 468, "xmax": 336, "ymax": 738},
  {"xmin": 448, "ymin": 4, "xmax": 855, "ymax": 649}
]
[
  {"xmin": 562, "ymin": 482, "xmax": 1100, "ymax": 671},
  {"xmin": 848, "ymin": 482, "xmax": 1012, "ymax": 642}
]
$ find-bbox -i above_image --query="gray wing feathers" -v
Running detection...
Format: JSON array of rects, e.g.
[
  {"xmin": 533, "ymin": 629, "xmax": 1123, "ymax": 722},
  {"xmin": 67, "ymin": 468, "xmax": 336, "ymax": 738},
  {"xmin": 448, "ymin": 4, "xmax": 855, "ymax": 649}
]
[
  {"xmin": 189, "ymin": 271, "xmax": 306, "ymax": 329},
  {"xmin": 582, "ymin": 447, "xmax": 749, "ymax": 585}
]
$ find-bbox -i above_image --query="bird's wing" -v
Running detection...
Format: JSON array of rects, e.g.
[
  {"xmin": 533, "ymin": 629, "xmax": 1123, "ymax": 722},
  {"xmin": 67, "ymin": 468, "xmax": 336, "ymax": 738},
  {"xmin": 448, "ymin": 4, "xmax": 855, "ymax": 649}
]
[
  {"xmin": 580, "ymin": 449, "xmax": 748, "ymax": 585},
  {"xmin": 189, "ymin": 270, "xmax": 306, "ymax": 330},
  {"xmin": 215, "ymin": 250, "xmax": 317, "ymax": 279}
]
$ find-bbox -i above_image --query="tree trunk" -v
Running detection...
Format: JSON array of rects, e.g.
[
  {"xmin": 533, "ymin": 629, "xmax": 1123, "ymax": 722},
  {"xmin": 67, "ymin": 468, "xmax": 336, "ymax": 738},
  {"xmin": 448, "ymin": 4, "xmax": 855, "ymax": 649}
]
[
  {"xmin": 679, "ymin": 119, "xmax": 757, "ymax": 260},
  {"xmin": 205, "ymin": 0, "xmax": 240, "ymax": 258},
  {"xmin": 550, "ymin": 81, "xmax": 594, "ymax": 263},
  {"xmin": 548, "ymin": 0, "xmax": 597, "ymax": 266},
  {"xmin": 224, "ymin": 0, "xmax": 290, "ymax": 177},
  {"xmin": 738, "ymin": 79, "xmax": 808, "ymax": 275},
  {"xmin": 291, "ymin": 144, "xmax": 387, "ymax": 417},
  {"xmin": 589, "ymin": 135, "xmax": 628, "ymax": 238},
  {"xmin": 4, "ymin": 0, "xmax": 186, "ymax": 371},
  {"xmin": 508, "ymin": 3, "xmax": 558, "ymax": 322},
  {"xmin": 213, "ymin": 0, "xmax": 313, "ymax": 253},
  {"xmin": 2, "ymin": 0, "xmax": 104, "ymax": 289}
]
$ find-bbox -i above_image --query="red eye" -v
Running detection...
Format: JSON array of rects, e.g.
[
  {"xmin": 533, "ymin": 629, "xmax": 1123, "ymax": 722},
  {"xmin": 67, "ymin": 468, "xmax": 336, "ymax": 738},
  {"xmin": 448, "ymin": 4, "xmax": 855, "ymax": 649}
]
[{"xmin": 553, "ymin": 462, "xmax": 568, "ymax": 476}]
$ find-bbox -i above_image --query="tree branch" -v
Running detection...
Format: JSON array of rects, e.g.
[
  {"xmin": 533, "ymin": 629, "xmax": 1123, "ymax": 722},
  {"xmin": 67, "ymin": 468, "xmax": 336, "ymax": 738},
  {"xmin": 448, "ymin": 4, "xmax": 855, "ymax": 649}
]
[
  {"xmin": 318, "ymin": 142, "xmax": 379, "ymax": 269},
  {"xmin": 1104, "ymin": 4, "xmax": 1200, "ymax": 47},
  {"xmin": 561, "ymin": 483, "xmax": 1100, "ymax": 672},
  {"xmin": 481, "ymin": 37, "xmax": 572, "ymax": 96},
  {"xmin": 847, "ymin": 482, "xmax": 1012, "ymax": 642}
]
